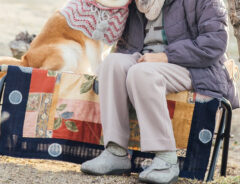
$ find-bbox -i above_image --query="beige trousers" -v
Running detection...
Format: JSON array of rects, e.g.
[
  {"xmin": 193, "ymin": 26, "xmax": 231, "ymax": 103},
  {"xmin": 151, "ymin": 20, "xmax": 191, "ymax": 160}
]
[{"xmin": 98, "ymin": 53, "xmax": 192, "ymax": 152}]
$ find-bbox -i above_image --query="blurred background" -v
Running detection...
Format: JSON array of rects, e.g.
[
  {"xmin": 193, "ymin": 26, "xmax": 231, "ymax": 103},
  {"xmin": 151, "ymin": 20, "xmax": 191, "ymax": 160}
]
[
  {"xmin": 0, "ymin": 0, "xmax": 239, "ymax": 183},
  {"xmin": 0, "ymin": 0, "xmax": 239, "ymax": 61}
]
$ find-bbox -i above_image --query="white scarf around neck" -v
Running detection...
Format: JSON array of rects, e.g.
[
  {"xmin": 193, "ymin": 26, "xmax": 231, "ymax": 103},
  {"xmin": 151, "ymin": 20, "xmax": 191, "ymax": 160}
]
[{"xmin": 136, "ymin": 0, "xmax": 165, "ymax": 21}]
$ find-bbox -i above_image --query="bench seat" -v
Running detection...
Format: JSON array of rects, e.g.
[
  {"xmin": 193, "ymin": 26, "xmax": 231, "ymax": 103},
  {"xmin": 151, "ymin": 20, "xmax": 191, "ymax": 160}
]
[{"xmin": 0, "ymin": 65, "xmax": 232, "ymax": 181}]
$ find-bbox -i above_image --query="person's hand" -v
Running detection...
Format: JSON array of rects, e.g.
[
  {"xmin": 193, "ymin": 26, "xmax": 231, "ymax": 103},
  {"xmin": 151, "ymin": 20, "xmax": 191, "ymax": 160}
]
[{"xmin": 137, "ymin": 53, "xmax": 168, "ymax": 63}]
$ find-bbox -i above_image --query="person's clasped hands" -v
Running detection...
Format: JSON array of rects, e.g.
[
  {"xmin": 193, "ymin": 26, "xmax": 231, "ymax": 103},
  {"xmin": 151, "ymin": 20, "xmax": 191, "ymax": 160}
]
[{"xmin": 137, "ymin": 52, "xmax": 168, "ymax": 63}]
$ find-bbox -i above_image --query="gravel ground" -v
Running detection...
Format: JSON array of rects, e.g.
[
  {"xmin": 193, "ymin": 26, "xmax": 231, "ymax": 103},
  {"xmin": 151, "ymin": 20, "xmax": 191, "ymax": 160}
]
[
  {"xmin": 0, "ymin": 155, "xmax": 239, "ymax": 184},
  {"xmin": 0, "ymin": 0, "xmax": 239, "ymax": 183}
]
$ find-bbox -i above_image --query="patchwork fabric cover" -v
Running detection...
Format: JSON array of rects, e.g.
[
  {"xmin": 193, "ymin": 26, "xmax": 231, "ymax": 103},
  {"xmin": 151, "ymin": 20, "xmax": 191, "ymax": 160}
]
[{"xmin": 0, "ymin": 66, "xmax": 219, "ymax": 180}]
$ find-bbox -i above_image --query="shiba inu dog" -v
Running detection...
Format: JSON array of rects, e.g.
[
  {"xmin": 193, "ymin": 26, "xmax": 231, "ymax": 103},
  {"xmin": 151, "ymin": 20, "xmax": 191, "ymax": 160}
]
[{"xmin": 0, "ymin": 0, "xmax": 131, "ymax": 74}]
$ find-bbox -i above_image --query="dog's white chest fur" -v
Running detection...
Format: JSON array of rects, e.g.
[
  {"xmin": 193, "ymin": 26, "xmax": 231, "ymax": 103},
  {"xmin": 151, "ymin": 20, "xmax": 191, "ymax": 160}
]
[
  {"xmin": 57, "ymin": 40, "xmax": 109, "ymax": 74},
  {"xmin": 57, "ymin": 42, "xmax": 83, "ymax": 73}
]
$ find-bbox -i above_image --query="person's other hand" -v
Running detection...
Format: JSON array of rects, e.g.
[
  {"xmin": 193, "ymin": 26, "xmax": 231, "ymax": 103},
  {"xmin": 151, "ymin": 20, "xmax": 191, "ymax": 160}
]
[{"xmin": 137, "ymin": 53, "xmax": 168, "ymax": 63}]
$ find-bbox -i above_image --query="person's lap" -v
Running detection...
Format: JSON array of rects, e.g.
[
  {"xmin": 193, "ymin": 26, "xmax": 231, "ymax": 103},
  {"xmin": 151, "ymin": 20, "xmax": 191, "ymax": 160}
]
[{"xmin": 100, "ymin": 52, "xmax": 192, "ymax": 94}]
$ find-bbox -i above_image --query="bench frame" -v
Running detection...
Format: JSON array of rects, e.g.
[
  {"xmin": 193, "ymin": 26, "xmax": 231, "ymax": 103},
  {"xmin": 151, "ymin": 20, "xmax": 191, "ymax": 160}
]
[{"xmin": 207, "ymin": 98, "xmax": 232, "ymax": 181}]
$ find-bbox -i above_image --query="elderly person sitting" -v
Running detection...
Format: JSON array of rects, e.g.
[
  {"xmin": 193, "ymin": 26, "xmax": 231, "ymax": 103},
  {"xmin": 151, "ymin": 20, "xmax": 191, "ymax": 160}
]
[{"xmin": 81, "ymin": 0, "xmax": 236, "ymax": 183}]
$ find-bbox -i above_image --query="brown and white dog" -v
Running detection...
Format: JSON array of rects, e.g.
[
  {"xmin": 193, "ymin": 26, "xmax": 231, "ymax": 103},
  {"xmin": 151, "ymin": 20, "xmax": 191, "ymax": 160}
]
[{"xmin": 0, "ymin": 0, "xmax": 130, "ymax": 74}]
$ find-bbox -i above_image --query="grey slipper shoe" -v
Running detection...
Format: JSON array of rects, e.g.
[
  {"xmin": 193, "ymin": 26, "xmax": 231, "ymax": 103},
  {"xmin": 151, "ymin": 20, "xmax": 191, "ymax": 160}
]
[
  {"xmin": 139, "ymin": 157, "xmax": 179, "ymax": 184},
  {"xmin": 81, "ymin": 149, "xmax": 131, "ymax": 175}
]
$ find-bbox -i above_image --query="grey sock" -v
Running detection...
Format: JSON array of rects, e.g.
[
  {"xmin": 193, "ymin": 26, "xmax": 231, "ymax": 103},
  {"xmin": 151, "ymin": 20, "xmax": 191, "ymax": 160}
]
[
  {"xmin": 107, "ymin": 142, "xmax": 128, "ymax": 156},
  {"xmin": 155, "ymin": 151, "xmax": 178, "ymax": 165}
]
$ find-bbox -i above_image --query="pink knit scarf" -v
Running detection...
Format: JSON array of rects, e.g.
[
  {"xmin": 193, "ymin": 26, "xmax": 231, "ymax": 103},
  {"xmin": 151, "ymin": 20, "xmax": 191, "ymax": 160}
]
[{"xmin": 60, "ymin": 0, "xmax": 129, "ymax": 45}]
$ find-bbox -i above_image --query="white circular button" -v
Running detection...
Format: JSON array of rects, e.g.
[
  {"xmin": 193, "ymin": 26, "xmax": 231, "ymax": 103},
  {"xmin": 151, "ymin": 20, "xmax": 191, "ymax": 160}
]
[
  {"xmin": 199, "ymin": 129, "xmax": 212, "ymax": 144},
  {"xmin": 9, "ymin": 90, "xmax": 23, "ymax": 105},
  {"xmin": 48, "ymin": 143, "xmax": 62, "ymax": 157}
]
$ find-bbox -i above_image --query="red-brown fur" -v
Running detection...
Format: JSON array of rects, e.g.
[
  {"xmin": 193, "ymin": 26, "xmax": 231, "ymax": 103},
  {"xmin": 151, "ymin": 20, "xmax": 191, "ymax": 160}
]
[{"xmin": 0, "ymin": 10, "xmax": 105, "ymax": 74}]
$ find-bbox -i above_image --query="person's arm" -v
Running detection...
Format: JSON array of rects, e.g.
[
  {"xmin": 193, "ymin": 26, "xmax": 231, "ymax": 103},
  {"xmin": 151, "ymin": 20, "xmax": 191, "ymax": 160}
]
[
  {"xmin": 164, "ymin": 0, "xmax": 228, "ymax": 68},
  {"xmin": 116, "ymin": 2, "xmax": 146, "ymax": 54}
]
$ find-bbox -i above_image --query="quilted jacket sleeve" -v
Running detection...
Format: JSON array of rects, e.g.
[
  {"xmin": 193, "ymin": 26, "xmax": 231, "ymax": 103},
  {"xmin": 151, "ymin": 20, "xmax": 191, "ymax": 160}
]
[
  {"xmin": 116, "ymin": 2, "xmax": 146, "ymax": 54},
  {"xmin": 165, "ymin": 0, "xmax": 228, "ymax": 68}
]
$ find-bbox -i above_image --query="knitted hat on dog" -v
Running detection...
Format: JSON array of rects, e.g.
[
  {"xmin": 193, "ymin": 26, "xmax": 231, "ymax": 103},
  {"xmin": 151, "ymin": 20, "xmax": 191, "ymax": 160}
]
[
  {"xmin": 60, "ymin": 0, "xmax": 129, "ymax": 45},
  {"xmin": 136, "ymin": 0, "xmax": 165, "ymax": 21}
]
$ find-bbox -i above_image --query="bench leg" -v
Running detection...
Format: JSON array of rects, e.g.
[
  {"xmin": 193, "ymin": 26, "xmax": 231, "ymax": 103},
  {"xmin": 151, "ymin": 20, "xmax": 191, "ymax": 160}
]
[
  {"xmin": 207, "ymin": 100, "xmax": 232, "ymax": 181},
  {"xmin": 220, "ymin": 101, "xmax": 232, "ymax": 176},
  {"xmin": 207, "ymin": 107, "xmax": 225, "ymax": 181}
]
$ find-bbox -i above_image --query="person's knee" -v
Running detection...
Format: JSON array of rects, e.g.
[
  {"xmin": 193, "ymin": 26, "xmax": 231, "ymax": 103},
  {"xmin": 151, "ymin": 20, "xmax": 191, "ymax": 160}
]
[
  {"xmin": 126, "ymin": 63, "xmax": 155, "ymax": 87},
  {"xmin": 126, "ymin": 63, "xmax": 168, "ymax": 90},
  {"xmin": 101, "ymin": 53, "xmax": 134, "ymax": 73}
]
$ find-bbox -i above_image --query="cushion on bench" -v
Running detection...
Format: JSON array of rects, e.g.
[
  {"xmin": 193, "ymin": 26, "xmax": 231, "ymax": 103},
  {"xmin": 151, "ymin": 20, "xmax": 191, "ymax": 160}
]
[{"xmin": 0, "ymin": 66, "xmax": 220, "ymax": 180}]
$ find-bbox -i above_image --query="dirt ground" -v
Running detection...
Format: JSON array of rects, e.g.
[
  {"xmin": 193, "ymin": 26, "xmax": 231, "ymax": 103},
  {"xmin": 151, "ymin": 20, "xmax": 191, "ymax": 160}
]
[{"xmin": 0, "ymin": 0, "xmax": 239, "ymax": 183}]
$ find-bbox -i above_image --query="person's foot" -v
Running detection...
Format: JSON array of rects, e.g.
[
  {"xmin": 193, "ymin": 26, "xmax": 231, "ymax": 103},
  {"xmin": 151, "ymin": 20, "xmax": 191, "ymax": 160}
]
[
  {"xmin": 139, "ymin": 157, "xmax": 179, "ymax": 184},
  {"xmin": 81, "ymin": 149, "xmax": 131, "ymax": 175}
]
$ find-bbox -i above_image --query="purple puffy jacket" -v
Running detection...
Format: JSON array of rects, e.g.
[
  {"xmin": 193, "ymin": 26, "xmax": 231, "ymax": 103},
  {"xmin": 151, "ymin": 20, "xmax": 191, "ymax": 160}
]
[{"xmin": 116, "ymin": 0, "xmax": 239, "ymax": 109}]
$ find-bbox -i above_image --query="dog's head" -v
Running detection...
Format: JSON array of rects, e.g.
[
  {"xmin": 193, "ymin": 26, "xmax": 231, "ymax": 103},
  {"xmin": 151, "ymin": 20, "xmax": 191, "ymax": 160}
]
[
  {"xmin": 96, "ymin": 0, "xmax": 131, "ymax": 8},
  {"xmin": 135, "ymin": 0, "xmax": 154, "ymax": 13}
]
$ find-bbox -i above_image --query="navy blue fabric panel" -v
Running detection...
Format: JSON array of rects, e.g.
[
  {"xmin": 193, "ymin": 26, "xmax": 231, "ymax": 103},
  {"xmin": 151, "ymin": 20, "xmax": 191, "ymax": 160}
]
[
  {"xmin": 0, "ymin": 137, "xmax": 105, "ymax": 164},
  {"xmin": 180, "ymin": 99, "xmax": 219, "ymax": 180},
  {"xmin": 0, "ymin": 66, "xmax": 31, "ymax": 151}
]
